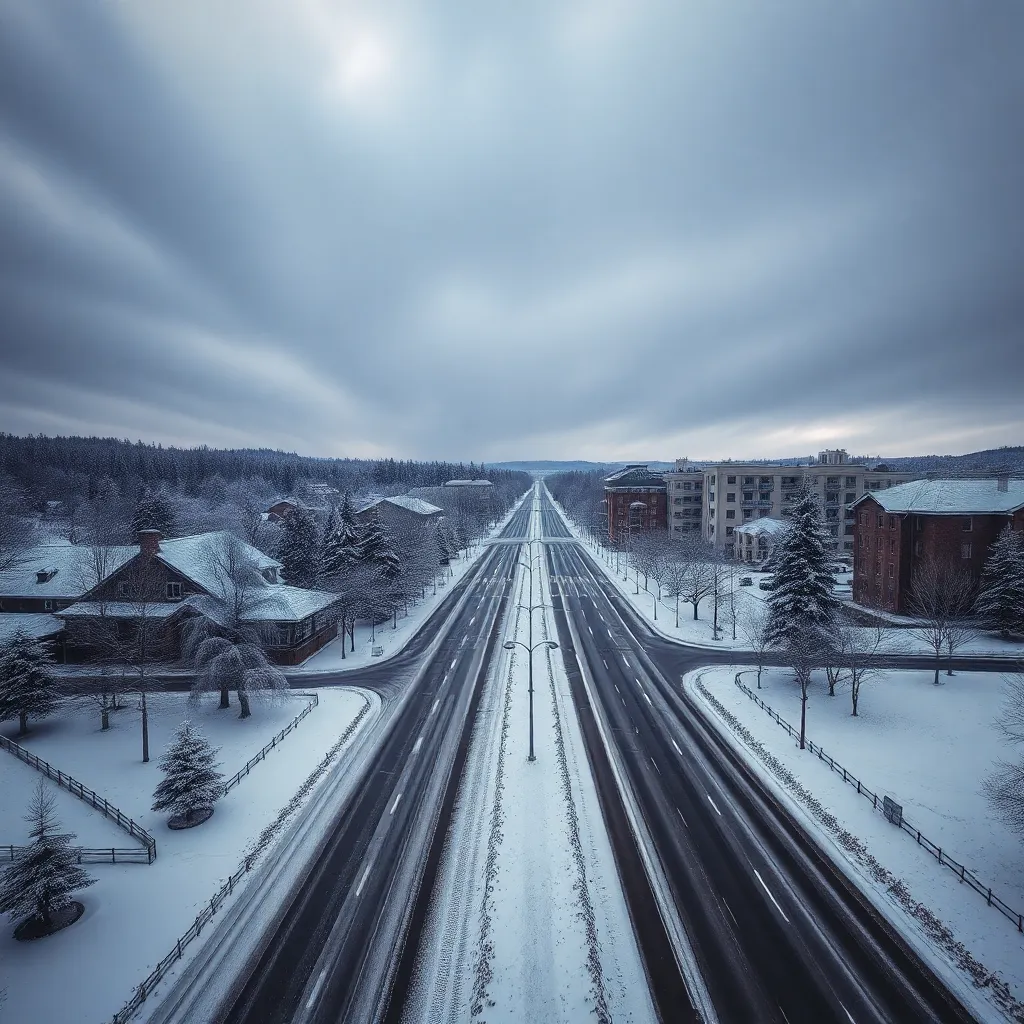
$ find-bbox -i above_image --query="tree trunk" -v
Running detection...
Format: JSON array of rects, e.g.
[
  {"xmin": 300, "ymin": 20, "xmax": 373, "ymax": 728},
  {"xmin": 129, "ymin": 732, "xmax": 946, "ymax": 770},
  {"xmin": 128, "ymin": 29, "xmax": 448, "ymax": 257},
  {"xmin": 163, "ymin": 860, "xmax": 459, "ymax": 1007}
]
[
  {"xmin": 756, "ymin": 664, "xmax": 762, "ymax": 689},
  {"xmin": 933, "ymin": 658, "xmax": 940, "ymax": 685},
  {"xmin": 851, "ymin": 685, "xmax": 859, "ymax": 716},
  {"xmin": 141, "ymin": 691, "xmax": 149, "ymax": 763},
  {"xmin": 18, "ymin": 710, "xmax": 28, "ymax": 736},
  {"xmin": 101, "ymin": 704, "xmax": 110, "ymax": 730},
  {"xmin": 675, "ymin": 597, "xmax": 679, "ymax": 628},
  {"xmin": 799, "ymin": 692, "xmax": 807, "ymax": 750},
  {"xmin": 237, "ymin": 688, "xmax": 251, "ymax": 719},
  {"xmin": 220, "ymin": 685, "xmax": 231, "ymax": 709},
  {"xmin": 692, "ymin": 602, "xmax": 699, "ymax": 620}
]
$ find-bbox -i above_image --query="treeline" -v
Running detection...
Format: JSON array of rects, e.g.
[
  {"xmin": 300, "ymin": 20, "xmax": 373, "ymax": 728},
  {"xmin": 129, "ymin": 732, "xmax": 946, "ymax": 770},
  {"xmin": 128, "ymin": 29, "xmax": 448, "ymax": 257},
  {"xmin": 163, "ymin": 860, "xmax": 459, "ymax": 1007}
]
[
  {"xmin": 546, "ymin": 470, "xmax": 607, "ymax": 536},
  {"xmin": 0, "ymin": 433, "xmax": 529, "ymax": 506}
]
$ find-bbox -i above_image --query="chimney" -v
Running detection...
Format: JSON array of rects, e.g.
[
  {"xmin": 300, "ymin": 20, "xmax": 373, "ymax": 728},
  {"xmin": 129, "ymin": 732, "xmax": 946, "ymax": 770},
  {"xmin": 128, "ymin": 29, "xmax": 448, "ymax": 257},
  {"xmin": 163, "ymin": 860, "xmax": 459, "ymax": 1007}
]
[
  {"xmin": 997, "ymin": 475, "xmax": 1009, "ymax": 493},
  {"xmin": 138, "ymin": 529, "xmax": 162, "ymax": 558}
]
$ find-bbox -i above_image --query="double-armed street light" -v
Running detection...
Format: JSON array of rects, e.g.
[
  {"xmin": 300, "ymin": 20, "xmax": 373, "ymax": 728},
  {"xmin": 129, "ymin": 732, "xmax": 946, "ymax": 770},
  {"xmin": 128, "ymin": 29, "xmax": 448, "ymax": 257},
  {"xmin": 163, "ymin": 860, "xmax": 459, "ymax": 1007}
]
[{"xmin": 505, "ymin": 540, "xmax": 559, "ymax": 762}]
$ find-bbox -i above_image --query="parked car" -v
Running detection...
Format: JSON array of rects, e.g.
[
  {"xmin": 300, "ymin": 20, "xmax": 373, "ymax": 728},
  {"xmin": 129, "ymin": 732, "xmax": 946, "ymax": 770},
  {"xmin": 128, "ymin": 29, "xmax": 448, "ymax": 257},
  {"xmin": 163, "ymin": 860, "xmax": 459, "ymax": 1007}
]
[
  {"xmin": 739, "ymin": 576, "xmax": 753, "ymax": 587},
  {"xmin": 758, "ymin": 580, "xmax": 773, "ymax": 591}
]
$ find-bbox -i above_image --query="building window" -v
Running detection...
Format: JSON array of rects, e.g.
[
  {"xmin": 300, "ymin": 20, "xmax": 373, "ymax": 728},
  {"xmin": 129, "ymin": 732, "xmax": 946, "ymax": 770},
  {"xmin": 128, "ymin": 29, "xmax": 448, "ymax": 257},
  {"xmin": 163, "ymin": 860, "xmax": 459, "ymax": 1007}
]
[
  {"xmin": 44, "ymin": 599, "xmax": 54, "ymax": 611},
  {"xmin": 726, "ymin": 509, "xmax": 735, "ymax": 519},
  {"xmin": 961, "ymin": 542, "xmax": 972, "ymax": 559},
  {"xmin": 743, "ymin": 510, "xmax": 753, "ymax": 520},
  {"xmin": 727, "ymin": 476, "xmax": 736, "ymax": 484},
  {"xmin": 743, "ymin": 491, "xmax": 753, "ymax": 501},
  {"xmin": 845, "ymin": 492, "xmax": 856, "ymax": 504},
  {"xmin": 860, "ymin": 512, "xmax": 867, "ymax": 525},
  {"xmin": 888, "ymin": 563, "xmax": 894, "ymax": 578},
  {"xmin": 726, "ymin": 526, "xmax": 734, "ymax": 536},
  {"xmin": 888, "ymin": 516, "xmax": 897, "ymax": 529},
  {"xmin": 743, "ymin": 476, "xmax": 754, "ymax": 485},
  {"xmin": 726, "ymin": 492, "xmax": 735, "ymax": 502},
  {"xmin": 118, "ymin": 581, "xmax": 130, "ymax": 597},
  {"xmin": 845, "ymin": 525, "xmax": 854, "ymax": 535},
  {"xmin": 889, "ymin": 539, "xmax": 895, "ymax": 554},
  {"xmin": 962, "ymin": 517, "xmax": 972, "ymax": 532},
  {"xmin": 166, "ymin": 582, "xmax": 182, "ymax": 600},
  {"xmin": 846, "ymin": 476, "xmax": 857, "ymax": 487},
  {"xmin": 709, "ymin": 525, "xmax": 715, "ymax": 535}
]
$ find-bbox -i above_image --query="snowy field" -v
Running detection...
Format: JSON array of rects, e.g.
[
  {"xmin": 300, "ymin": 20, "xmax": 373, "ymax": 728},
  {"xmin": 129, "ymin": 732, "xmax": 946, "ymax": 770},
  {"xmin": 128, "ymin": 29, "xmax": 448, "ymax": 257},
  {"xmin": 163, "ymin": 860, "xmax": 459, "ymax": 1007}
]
[
  {"xmin": 0, "ymin": 687, "xmax": 375, "ymax": 1024},
  {"xmin": 691, "ymin": 664, "xmax": 1024, "ymax": 1022}
]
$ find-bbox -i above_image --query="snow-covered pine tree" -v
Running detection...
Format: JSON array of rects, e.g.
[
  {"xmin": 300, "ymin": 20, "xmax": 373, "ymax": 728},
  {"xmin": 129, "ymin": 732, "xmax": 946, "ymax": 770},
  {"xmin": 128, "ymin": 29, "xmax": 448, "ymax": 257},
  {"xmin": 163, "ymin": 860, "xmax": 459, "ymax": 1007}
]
[
  {"xmin": 152, "ymin": 721, "xmax": 225, "ymax": 827},
  {"xmin": 278, "ymin": 505, "xmax": 321, "ymax": 588},
  {"xmin": 0, "ymin": 780, "xmax": 94, "ymax": 936},
  {"xmin": 975, "ymin": 525, "xmax": 1024, "ymax": 639},
  {"xmin": 131, "ymin": 489, "xmax": 177, "ymax": 537},
  {"xmin": 357, "ymin": 512, "xmax": 402, "ymax": 580},
  {"xmin": 322, "ymin": 494, "xmax": 363, "ymax": 579},
  {"xmin": 765, "ymin": 488, "xmax": 841, "ymax": 648},
  {"xmin": 0, "ymin": 632, "xmax": 61, "ymax": 736}
]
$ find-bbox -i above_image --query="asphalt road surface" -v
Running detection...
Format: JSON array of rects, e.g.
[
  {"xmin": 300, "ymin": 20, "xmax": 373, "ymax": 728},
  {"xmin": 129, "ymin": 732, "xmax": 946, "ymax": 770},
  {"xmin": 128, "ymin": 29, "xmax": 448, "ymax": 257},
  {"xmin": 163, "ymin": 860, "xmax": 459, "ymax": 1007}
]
[
  {"xmin": 541, "ymin": 486, "xmax": 976, "ymax": 1024},
  {"xmin": 216, "ymin": 499, "xmax": 532, "ymax": 1024}
]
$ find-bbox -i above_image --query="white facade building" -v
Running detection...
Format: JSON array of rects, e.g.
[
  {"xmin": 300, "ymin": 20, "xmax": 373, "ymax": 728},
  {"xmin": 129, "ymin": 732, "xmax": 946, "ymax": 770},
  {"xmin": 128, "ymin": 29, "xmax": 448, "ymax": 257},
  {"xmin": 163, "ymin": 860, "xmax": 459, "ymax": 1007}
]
[{"xmin": 662, "ymin": 458, "xmax": 705, "ymax": 539}]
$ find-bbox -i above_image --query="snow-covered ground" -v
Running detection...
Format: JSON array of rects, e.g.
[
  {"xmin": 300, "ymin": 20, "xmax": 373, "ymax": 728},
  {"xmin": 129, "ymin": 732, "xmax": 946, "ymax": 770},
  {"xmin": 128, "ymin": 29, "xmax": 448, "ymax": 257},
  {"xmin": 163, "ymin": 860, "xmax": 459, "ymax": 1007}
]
[
  {"xmin": 690, "ymin": 664, "xmax": 1024, "ymax": 1023},
  {"xmin": 405, "ymin": 488, "xmax": 655, "ymax": 1024},
  {"xmin": 552, "ymin": 500, "xmax": 1024, "ymax": 659},
  {"xmin": 0, "ymin": 687, "xmax": 376, "ymax": 1024}
]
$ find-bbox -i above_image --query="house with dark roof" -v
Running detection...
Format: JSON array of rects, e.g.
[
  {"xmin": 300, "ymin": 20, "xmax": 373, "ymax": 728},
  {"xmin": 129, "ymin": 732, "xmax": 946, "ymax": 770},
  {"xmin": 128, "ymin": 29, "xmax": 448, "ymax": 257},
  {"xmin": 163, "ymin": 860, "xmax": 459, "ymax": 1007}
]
[
  {"xmin": 850, "ymin": 477, "xmax": 1024, "ymax": 614},
  {"xmin": 603, "ymin": 465, "xmax": 668, "ymax": 544}
]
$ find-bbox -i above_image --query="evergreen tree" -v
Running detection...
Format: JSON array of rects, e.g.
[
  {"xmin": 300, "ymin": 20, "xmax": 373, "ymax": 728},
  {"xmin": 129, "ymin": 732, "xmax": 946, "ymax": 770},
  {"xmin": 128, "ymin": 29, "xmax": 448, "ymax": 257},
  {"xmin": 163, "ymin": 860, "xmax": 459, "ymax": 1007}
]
[
  {"xmin": 0, "ymin": 781, "xmax": 94, "ymax": 933},
  {"xmin": 357, "ymin": 512, "xmax": 401, "ymax": 580},
  {"xmin": 0, "ymin": 633, "xmax": 61, "ymax": 736},
  {"xmin": 322, "ymin": 494, "xmax": 362, "ymax": 579},
  {"xmin": 277, "ymin": 506, "xmax": 320, "ymax": 588},
  {"xmin": 765, "ymin": 488, "xmax": 840, "ymax": 648},
  {"xmin": 152, "ymin": 721, "xmax": 225, "ymax": 826},
  {"xmin": 131, "ymin": 489, "xmax": 177, "ymax": 537},
  {"xmin": 975, "ymin": 525, "xmax": 1024, "ymax": 638}
]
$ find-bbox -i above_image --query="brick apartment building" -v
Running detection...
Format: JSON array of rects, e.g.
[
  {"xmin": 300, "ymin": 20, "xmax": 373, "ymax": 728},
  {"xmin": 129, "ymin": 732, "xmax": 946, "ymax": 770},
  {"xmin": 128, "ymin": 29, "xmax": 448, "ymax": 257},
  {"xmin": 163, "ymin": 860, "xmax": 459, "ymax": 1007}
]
[
  {"xmin": 602, "ymin": 465, "xmax": 668, "ymax": 544},
  {"xmin": 851, "ymin": 478, "xmax": 1024, "ymax": 614}
]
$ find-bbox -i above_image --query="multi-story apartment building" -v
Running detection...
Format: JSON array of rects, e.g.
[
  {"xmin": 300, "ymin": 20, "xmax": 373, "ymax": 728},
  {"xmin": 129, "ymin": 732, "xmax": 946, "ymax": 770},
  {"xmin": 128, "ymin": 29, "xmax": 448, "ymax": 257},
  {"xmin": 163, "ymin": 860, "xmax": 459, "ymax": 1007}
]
[
  {"xmin": 603, "ymin": 465, "xmax": 668, "ymax": 544},
  {"xmin": 702, "ymin": 450, "xmax": 919, "ymax": 558},
  {"xmin": 662, "ymin": 458, "xmax": 705, "ymax": 540}
]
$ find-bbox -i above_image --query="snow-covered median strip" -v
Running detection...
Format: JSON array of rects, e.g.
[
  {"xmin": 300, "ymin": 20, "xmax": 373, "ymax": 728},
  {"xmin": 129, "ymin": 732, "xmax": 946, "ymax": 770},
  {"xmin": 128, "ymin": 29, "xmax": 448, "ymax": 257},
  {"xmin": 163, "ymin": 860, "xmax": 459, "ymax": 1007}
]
[{"xmin": 688, "ymin": 666, "xmax": 1024, "ymax": 1024}]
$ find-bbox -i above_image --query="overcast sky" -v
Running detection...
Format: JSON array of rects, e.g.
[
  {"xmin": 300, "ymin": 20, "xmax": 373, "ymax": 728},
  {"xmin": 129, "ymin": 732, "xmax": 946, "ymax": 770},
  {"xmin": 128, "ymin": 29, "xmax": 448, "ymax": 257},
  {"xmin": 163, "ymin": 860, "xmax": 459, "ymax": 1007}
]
[{"xmin": 1, "ymin": 1, "xmax": 1022, "ymax": 463}]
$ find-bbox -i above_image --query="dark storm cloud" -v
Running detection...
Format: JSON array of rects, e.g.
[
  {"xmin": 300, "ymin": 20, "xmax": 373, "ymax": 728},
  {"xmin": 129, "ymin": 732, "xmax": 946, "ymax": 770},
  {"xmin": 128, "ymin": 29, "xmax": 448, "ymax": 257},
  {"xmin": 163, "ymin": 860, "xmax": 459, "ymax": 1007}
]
[{"xmin": 1, "ymin": 0, "xmax": 1022, "ymax": 460}]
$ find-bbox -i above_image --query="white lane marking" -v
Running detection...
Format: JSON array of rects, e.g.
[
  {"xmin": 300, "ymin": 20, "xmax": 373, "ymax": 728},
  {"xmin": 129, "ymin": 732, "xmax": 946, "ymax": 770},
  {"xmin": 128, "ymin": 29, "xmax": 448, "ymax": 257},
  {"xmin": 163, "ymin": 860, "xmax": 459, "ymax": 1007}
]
[
  {"xmin": 599, "ymin": 612, "xmax": 605, "ymax": 622},
  {"xmin": 643, "ymin": 691, "xmax": 652, "ymax": 705},
  {"xmin": 607, "ymin": 628, "xmax": 614, "ymax": 639},
  {"xmin": 413, "ymin": 735, "xmax": 424, "ymax": 755},
  {"xmin": 390, "ymin": 792, "xmax": 402, "ymax": 815},
  {"xmin": 707, "ymin": 794, "xmax": 722, "ymax": 815},
  {"xmin": 451, "ymin": 657, "xmax": 458, "ymax": 668},
  {"xmin": 355, "ymin": 863, "xmax": 372, "ymax": 897},
  {"xmin": 722, "ymin": 898, "xmax": 738, "ymax": 927},
  {"xmin": 430, "ymin": 698, "xmax": 440, "ymax": 715},
  {"xmin": 779, "ymin": 1007, "xmax": 791, "ymax": 1024},
  {"xmin": 672, "ymin": 739, "xmax": 682, "ymax": 755},
  {"xmin": 753, "ymin": 869, "xmax": 790, "ymax": 923},
  {"xmin": 469, "ymin": 616, "xmax": 475, "ymax": 625},
  {"xmin": 651, "ymin": 757, "xmax": 660, "ymax": 774},
  {"xmin": 676, "ymin": 807, "xmax": 688, "ymax": 827},
  {"xmin": 840, "ymin": 1004, "xmax": 856, "ymax": 1023},
  {"xmin": 588, "ymin": 625, "xmax": 593, "ymax": 635},
  {"xmin": 621, "ymin": 696, "xmax": 626, "ymax": 707},
  {"xmin": 603, "ymin": 659, "xmax": 609, "ymax": 670},
  {"xmin": 621, "ymin": 654, "xmax": 629, "ymax": 667},
  {"xmin": 614, "ymin": 684, "xmax": 620, "ymax": 693},
  {"xmin": 305, "ymin": 967, "xmax": 328, "ymax": 1010}
]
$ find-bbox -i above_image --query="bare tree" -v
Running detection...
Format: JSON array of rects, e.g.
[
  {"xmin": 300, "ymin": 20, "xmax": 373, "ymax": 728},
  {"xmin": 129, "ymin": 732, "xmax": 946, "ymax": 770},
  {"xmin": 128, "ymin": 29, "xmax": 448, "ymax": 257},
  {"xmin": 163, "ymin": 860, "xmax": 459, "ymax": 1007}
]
[
  {"xmin": 908, "ymin": 557, "xmax": 976, "ymax": 685},
  {"xmin": 0, "ymin": 473, "xmax": 35, "ymax": 574},
  {"xmin": 833, "ymin": 621, "xmax": 904, "ymax": 716},
  {"xmin": 739, "ymin": 600, "xmax": 773, "ymax": 689},
  {"xmin": 983, "ymin": 671, "xmax": 1024, "ymax": 835},
  {"xmin": 662, "ymin": 559, "xmax": 689, "ymax": 628}
]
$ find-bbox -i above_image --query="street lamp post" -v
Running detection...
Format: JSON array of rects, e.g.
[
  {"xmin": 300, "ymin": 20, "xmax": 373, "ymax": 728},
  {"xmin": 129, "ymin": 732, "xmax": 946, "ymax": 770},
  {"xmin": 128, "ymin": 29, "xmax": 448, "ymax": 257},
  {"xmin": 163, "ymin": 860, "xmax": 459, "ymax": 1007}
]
[{"xmin": 506, "ymin": 541, "xmax": 558, "ymax": 762}]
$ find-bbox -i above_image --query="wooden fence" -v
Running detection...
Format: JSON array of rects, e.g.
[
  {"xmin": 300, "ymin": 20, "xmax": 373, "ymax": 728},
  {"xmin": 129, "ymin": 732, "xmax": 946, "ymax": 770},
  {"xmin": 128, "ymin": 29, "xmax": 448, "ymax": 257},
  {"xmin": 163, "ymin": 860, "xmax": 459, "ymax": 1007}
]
[
  {"xmin": 733, "ymin": 673, "xmax": 1024, "ymax": 933},
  {"xmin": 0, "ymin": 734, "xmax": 156, "ymax": 863}
]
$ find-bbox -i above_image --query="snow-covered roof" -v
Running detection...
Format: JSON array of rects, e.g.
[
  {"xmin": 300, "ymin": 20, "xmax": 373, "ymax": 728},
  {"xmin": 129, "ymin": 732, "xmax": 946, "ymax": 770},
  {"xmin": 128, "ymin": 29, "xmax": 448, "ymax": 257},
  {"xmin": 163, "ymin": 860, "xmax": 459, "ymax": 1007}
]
[
  {"xmin": 155, "ymin": 532, "xmax": 281, "ymax": 597},
  {"xmin": 443, "ymin": 479, "xmax": 493, "ymax": 487},
  {"xmin": 358, "ymin": 495, "xmax": 443, "ymax": 517},
  {"xmin": 0, "ymin": 613, "xmax": 64, "ymax": 642},
  {"xmin": 851, "ymin": 479, "xmax": 1024, "ymax": 515},
  {"xmin": 239, "ymin": 585, "xmax": 339, "ymax": 623},
  {"xmin": 733, "ymin": 518, "xmax": 790, "ymax": 538},
  {"xmin": 57, "ymin": 601, "xmax": 184, "ymax": 620},
  {"xmin": 0, "ymin": 543, "xmax": 135, "ymax": 599}
]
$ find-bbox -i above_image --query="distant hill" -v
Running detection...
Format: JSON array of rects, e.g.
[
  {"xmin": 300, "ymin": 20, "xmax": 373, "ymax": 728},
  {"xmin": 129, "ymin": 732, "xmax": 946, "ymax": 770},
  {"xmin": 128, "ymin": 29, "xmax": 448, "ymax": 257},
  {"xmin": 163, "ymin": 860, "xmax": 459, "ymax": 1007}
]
[
  {"xmin": 491, "ymin": 460, "xmax": 675, "ymax": 475},
  {"xmin": 859, "ymin": 446, "xmax": 1024, "ymax": 476}
]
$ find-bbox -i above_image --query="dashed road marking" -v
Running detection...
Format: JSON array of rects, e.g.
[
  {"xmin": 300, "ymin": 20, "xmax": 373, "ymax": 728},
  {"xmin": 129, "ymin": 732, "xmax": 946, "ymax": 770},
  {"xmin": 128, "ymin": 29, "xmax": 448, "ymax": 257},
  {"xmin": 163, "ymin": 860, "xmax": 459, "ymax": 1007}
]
[
  {"xmin": 672, "ymin": 739, "xmax": 682, "ymax": 755},
  {"xmin": 413, "ymin": 736, "xmax": 423, "ymax": 755},
  {"xmin": 390, "ymin": 792, "xmax": 402, "ymax": 815},
  {"xmin": 676, "ymin": 807, "xmax": 688, "ymax": 827},
  {"xmin": 305, "ymin": 967, "xmax": 328, "ymax": 1010},
  {"xmin": 707, "ymin": 794, "xmax": 722, "ymax": 816},
  {"xmin": 753, "ymin": 869, "xmax": 790, "ymax": 923},
  {"xmin": 651, "ymin": 757, "xmax": 660, "ymax": 774},
  {"xmin": 355, "ymin": 863, "xmax": 372, "ymax": 897},
  {"xmin": 722, "ymin": 898, "xmax": 738, "ymax": 927},
  {"xmin": 430, "ymin": 699, "xmax": 440, "ymax": 715}
]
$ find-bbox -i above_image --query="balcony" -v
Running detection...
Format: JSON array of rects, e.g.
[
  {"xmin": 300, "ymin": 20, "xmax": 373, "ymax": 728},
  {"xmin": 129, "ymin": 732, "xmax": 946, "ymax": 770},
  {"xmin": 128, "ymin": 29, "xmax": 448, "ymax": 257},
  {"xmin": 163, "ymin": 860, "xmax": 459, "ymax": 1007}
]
[{"xmin": 740, "ymin": 499, "xmax": 774, "ymax": 509}]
